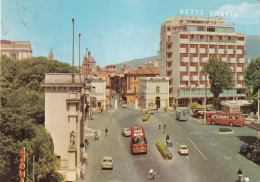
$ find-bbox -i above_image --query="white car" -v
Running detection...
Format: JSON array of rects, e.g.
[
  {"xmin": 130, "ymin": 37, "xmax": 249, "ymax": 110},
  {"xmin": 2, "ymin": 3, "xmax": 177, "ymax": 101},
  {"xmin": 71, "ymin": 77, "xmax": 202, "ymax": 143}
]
[
  {"xmin": 122, "ymin": 103, "xmax": 127, "ymax": 108},
  {"xmin": 102, "ymin": 156, "xmax": 113, "ymax": 169},
  {"xmin": 178, "ymin": 145, "xmax": 188, "ymax": 155},
  {"xmin": 122, "ymin": 128, "xmax": 131, "ymax": 136}
]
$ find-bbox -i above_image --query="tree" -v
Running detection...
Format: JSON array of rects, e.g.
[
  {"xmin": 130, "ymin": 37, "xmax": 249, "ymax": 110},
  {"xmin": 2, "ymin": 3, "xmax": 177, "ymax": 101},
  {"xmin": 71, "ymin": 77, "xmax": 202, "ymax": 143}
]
[
  {"xmin": 0, "ymin": 55, "xmax": 77, "ymax": 181},
  {"xmin": 201, "ymin": 57, "xmax": 234, "ymax": 110},
  {"xmin": 244, "ymin": 57, "xmax": 260, "ymax": 112}
]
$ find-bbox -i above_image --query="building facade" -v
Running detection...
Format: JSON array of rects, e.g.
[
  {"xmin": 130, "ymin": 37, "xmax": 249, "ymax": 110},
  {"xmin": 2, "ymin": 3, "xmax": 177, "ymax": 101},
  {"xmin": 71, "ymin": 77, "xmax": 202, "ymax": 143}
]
[
  {"xmin": 139, "ymin": 77, "xmax": 169, "ymax": 109},
  {"xmin": 125, "ymin": 67, "xmax": 160, "ymax": 104},
  {"xmin": 160, "ymin": 16, "xmax": 246, "ymax": 106},
  {"xmin": 41, "ymin": 73, "xmax": 92, "ymax": 181},
  {"xmin": 0, "ymin": 40, "xmax": 32, "ymax": 60},
  {"xmin": 90, "ymin": 76, "xmax": 106, "ymax": 111}
]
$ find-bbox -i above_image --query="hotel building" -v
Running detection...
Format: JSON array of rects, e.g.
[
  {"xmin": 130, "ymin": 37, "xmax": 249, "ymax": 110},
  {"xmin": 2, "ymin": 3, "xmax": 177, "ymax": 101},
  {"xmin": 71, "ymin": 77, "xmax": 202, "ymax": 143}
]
[{"xmin": 160, "ymin": 16, "xmax": 246, "ymax": 106}]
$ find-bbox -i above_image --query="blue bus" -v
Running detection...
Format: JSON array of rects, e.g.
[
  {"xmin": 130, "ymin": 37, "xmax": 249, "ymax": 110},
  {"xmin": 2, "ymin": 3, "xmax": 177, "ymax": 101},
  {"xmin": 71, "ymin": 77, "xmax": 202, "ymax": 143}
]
[{"xmin": 176, "ymin": 110, "xmax": 189, "ymax": 121}]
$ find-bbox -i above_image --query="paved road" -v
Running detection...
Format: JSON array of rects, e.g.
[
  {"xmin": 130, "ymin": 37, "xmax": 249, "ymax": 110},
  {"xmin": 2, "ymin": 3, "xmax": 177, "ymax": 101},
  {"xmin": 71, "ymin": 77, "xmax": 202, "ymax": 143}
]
[{"xmin": 79, "ymin": 103, "xmax": 260, "ymax": 182}]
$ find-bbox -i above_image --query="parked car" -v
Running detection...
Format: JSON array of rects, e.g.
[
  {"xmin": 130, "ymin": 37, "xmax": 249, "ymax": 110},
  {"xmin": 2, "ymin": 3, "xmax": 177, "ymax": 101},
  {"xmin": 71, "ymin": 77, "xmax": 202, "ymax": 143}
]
[
  {"xmin": 148, "ymin": 109, "xmax": 155, "ymax": 114},
  {"xmin": 178, "ymin": 145, "xmax": 189, "ymax": 155},
  {"xmin": 102, "ymin": 156, "xmax": 113, "ymax": 169},
  {"xmin": 122, "ymin": 128, "xmax": 131, "ymax": 136},
  {"xmin": 149, "ymin": 106, "xmax": 156, "ymax": 110},
  {"xmin": 240, "ymin": 143, "xmax": 249, "ymax": 154}
]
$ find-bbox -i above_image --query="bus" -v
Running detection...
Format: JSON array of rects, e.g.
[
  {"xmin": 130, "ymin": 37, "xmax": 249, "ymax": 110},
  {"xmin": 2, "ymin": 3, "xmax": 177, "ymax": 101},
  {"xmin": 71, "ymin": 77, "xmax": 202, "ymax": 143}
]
[
  {"xmin": 176, "ymin": 110, "xmax": 189, "ymax": 121},
  {"xmin": 130, "ymin": 125, "xmax": 147, "ymax": 154},
  {"xmin": 206, "ymin": 112, "xmax": 245, "ymax": 126}
]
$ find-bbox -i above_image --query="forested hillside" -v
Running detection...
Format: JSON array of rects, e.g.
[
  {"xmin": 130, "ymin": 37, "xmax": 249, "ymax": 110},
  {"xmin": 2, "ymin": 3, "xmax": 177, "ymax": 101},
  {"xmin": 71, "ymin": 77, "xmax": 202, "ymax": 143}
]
[{"xmin": 0, "ymin": 56, "xmax": 78, "ymax": 182}]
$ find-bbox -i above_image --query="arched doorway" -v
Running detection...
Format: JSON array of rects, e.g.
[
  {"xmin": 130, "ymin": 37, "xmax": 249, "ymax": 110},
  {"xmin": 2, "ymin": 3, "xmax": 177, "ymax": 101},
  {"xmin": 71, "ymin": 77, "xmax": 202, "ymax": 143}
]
[
  {"xmin": 155, "ymin": 96, "xmax": 160, "ymax": 109},
  {"xmin": 91, "ymin": 97, "xmax": 97, "ymax": 108}
]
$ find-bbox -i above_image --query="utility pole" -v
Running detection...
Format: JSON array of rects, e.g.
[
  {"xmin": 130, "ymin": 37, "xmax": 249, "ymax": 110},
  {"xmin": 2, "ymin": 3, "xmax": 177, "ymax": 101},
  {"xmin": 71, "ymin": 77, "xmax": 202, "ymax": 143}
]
[{"xmin": 33, "ymin": 155, "xmax": 35, "ymax": 182}]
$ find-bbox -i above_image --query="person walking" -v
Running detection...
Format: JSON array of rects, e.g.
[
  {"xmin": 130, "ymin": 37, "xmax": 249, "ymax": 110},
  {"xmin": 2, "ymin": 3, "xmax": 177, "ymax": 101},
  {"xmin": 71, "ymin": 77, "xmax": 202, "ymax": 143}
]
[
  {"xmin": 166, "ymin": 134, "xmax": 170, "ymax": 143},
  {"xmin": 163, "ymin": 124, "xmax": 166, "ymax": 133},
  {"xmin": 158, "ymin": 122, "xmax": 161, "ymax": 130},
  {"xmin": 105, "ymin": 128, "xmax": 108, "ymax": 136},
  {"xmin": 244, "ymin": 175, "xmax": 250, "ymax": 182}
]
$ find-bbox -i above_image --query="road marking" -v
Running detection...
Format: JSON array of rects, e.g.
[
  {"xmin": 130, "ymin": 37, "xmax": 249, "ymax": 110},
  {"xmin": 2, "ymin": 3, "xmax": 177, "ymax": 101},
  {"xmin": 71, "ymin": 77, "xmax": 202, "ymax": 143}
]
[
  {"xmin": 176, "ymin": 142, "xmax": 179, "ymax": 145},
  {"xmin": 112, "ymin": 118, "xmax": 130, "ymax": 174},
  {"xmin": 188, "ymin": 137, "xmax": 208, "ymax": 161},
  {"xmin": 209, "ymin": 142, "xmax": 216, "ymax": 146},
  {"xmin": 186, "ymin": 156, "xmax": 190, "ymax": 160}
]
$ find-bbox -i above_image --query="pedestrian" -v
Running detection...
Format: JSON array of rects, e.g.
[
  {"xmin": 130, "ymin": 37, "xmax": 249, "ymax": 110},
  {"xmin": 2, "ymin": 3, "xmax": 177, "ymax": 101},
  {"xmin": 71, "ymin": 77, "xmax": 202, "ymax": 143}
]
[
  {"xmin": 85, "ymin": 138, "xmax": 89, "ymax": 146},
  {"xmin": 244, "ymin": 175, "xmax": 250, "ymax": 182},
  {"xmin": 105, "ymin": 128, "xmax": 108, "ymax": 136},
  {"xmin": 94, "ymin": 131, "xmax": 98, "ymax": 141},
  {"xmin": 163, "ymin": 124, "xmax": 166, "ymax": 133},
  {"xmin": 158, "ymin": 122, "xmax": 161, "ymax": 130},
  {"xmin": 166, "ymin": 134, "xmax": 170, "ymax": 143}
]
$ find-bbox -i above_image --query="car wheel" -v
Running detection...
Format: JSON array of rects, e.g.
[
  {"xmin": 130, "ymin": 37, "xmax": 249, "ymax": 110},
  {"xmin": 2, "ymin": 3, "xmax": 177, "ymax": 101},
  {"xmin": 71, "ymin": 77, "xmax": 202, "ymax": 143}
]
[
  {"xmin": 211, "ymin": 121, "xmax": 215, "ymax": 125},
  {"xmin": 229, "ymin": 122, "xmax": 234, "ymax": 126}
]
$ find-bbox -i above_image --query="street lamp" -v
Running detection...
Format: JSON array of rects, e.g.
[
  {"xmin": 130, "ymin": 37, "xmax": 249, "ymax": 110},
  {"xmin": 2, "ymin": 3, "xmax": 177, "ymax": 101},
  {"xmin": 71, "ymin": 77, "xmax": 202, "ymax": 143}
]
[
  {"xmin": 72, "ymin": 18, "xmax": 74, "ymax": 68},
  {"xmin": 257, "ymin": 89, "xmax": 260, "ymax": 141},
  {"xmin": 79, "ymin": 33, "xmax": 81, "ymax": 73},
  {"xmin": 72, "ymin": 18, "xmax": 75, "ymax": 83}
]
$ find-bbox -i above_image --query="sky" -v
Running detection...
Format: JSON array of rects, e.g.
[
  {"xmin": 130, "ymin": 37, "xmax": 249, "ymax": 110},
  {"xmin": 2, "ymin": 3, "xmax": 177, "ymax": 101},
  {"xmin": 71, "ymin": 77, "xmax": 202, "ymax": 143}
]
[{"xmin": 1, "ymin": 0, "xmax": 260, "ymax": 67}]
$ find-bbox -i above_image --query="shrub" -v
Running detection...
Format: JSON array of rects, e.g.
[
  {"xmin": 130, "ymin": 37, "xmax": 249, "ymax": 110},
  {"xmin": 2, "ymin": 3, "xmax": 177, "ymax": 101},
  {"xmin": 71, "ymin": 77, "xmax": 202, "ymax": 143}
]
[
  {"xmin": 189, "ymin": 102, "xmax": 201, "ymax": 110},
  {"xmin": 155, "ymin": 141, "xmax": 172, "ymax": 160},
  {"xmin": 148, "ymin": 102, "xmax": 155, "ymax": 108},
  {"xmin": 142, "ymin": 113, "xmax": 151, "ymax": 121},
  {"xmin": 218, "ymin": 127, "xmax": 232, "ymax": 132}
]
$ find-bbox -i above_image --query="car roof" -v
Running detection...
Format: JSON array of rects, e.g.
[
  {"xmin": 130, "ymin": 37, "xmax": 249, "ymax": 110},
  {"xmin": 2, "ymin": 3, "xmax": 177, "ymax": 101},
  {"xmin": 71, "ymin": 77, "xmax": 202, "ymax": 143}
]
[
  {"xmin": 123, "ymin": 128, "xmax": 130, "ymax": 130},
  {"xmin": 179, "ymin": 145, "xmax": 187, "ymax": 148},
  {"xmin": 103, "ymin": 156, "xmax": 113, "ymax": 160}
]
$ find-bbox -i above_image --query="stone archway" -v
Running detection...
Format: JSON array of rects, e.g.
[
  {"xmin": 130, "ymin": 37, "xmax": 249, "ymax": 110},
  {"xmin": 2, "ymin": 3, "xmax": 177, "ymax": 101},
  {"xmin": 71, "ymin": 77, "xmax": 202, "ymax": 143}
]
[{"xmin": 155, "ymin": 96, "xmax": 161, "ymax": 109}]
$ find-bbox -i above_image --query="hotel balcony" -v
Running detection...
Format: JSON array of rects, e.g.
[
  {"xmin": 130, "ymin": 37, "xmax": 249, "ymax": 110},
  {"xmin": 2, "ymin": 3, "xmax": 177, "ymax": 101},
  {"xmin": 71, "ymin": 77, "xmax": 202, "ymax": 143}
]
[
  {"xmin": 209, "ymin": 48, "xmax": 215, "ymax": 54},
  {"xmin": 180, "ymin": 57, "xmax": 189, "ymax": 62},
  {"xmin": 230, "ymin": 58, "xmax": 236, "ymax": 63},
  {"xmin": 199, "ymin": 48, "xmax": 206, "ymax": 54},
  {"xmin": 167, "ymin": 39, "xmax": 172, "ymax": 45},
  {"xmin": 166, "ymin": 58, "xmax": 173, "ymax": 63},
  {"xmin": 191, "ymin": 57, "xmax": 199, "ymax": 62},
  {"xmin": 180, "ymin": 48, "xmax": 186, "ymax": 53},
  {"xmin": 236, "ymin": 49, "xmax": 243, "ymax": 54},
  {"xmin": 218, "ymin": 49, "xmax": 224, "ymax": 54},
  {"xmin": 227, "ymin": 49, "xmax": 234, "ymax": 54},
  {"xmin": 167, "ymin": 49, "xmax": 173, "ymax": 53}
]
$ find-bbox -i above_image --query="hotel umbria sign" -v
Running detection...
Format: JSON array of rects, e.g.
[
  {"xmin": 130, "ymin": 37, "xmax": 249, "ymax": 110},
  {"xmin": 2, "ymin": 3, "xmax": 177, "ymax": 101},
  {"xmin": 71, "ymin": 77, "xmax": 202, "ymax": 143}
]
[
  {"xmin": 180, "ymin": 9, "xmax": 238, "ymax": 18},
  {"xmin": 19, "ymin": 147, "xmax": 26, "ymax": 182}
]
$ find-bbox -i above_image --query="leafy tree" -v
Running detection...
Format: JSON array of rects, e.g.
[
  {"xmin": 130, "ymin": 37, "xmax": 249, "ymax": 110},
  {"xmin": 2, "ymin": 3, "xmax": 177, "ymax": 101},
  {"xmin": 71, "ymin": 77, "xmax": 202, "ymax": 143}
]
[
  {"xmin": 189, "ymin": 102, "xmax": 200, "ymax": 110},
  {"xmin": 0, "ymin": 55, "xmax": 77, "ymax": 181},
  {"xmin": 201, "ymin": 57, "xmax": 234, "ymax": 110},
  {"xmin": 244, "ymin": 57, "xmax": 260, "ymax": 112}
]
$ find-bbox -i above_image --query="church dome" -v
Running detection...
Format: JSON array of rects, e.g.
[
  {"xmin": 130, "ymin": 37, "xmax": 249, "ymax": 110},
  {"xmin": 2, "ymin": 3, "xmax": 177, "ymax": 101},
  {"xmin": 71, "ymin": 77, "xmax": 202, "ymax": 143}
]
[{"xmin": 87, "ymin": 51, "xmax": 96, "ymax": 63}]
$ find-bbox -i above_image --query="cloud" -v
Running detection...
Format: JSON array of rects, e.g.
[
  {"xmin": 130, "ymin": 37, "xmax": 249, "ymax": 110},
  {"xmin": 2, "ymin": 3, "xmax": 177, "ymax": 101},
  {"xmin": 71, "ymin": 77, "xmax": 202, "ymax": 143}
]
[{"xmin": 218, "ymin": 1, "xmax": 260, "ymax": 25}]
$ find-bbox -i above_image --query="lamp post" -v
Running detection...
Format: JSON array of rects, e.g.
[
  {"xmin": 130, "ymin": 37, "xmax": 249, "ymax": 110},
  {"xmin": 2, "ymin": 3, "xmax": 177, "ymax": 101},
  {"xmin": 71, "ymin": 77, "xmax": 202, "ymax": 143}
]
[
  {"xmin": 204, "ymin": 74, "xmax": 207, "ymax": 125},
  {"xmin": 79, "ymin": 33, "xmax": 81, "ymax": 73},
  {"xmin": 257, "ymin": 89, "xmax": 260, "ymax": 141},
  {"xmin": 72, "ymin": 18, "xmax": 74, "ymax": 68}
]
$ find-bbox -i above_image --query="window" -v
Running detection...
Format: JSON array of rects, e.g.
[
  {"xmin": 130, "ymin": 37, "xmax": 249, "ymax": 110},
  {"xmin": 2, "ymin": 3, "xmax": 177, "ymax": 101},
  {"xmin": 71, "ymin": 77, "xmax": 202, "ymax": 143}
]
[
  {"xmin": 134, "ymin": 86, "xmax": 137, "ymax": 93},
  {"xmin": 207, "ymin": 27, "xmax": 215, "ymax": 32},
  {"xmin": 156, "ymin": 86, "xmax": 160, "ymax": 94},
  {"xmin": 134, "ymin": 76, "xmax": 137, "ymax": 80},
  {"xmin": 12, "ymin": 54, "xmax": 17, "ymax": 60},
  {"xmin": 92, "ymin": 86, "xmax": 96, "ymax": 93}
]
